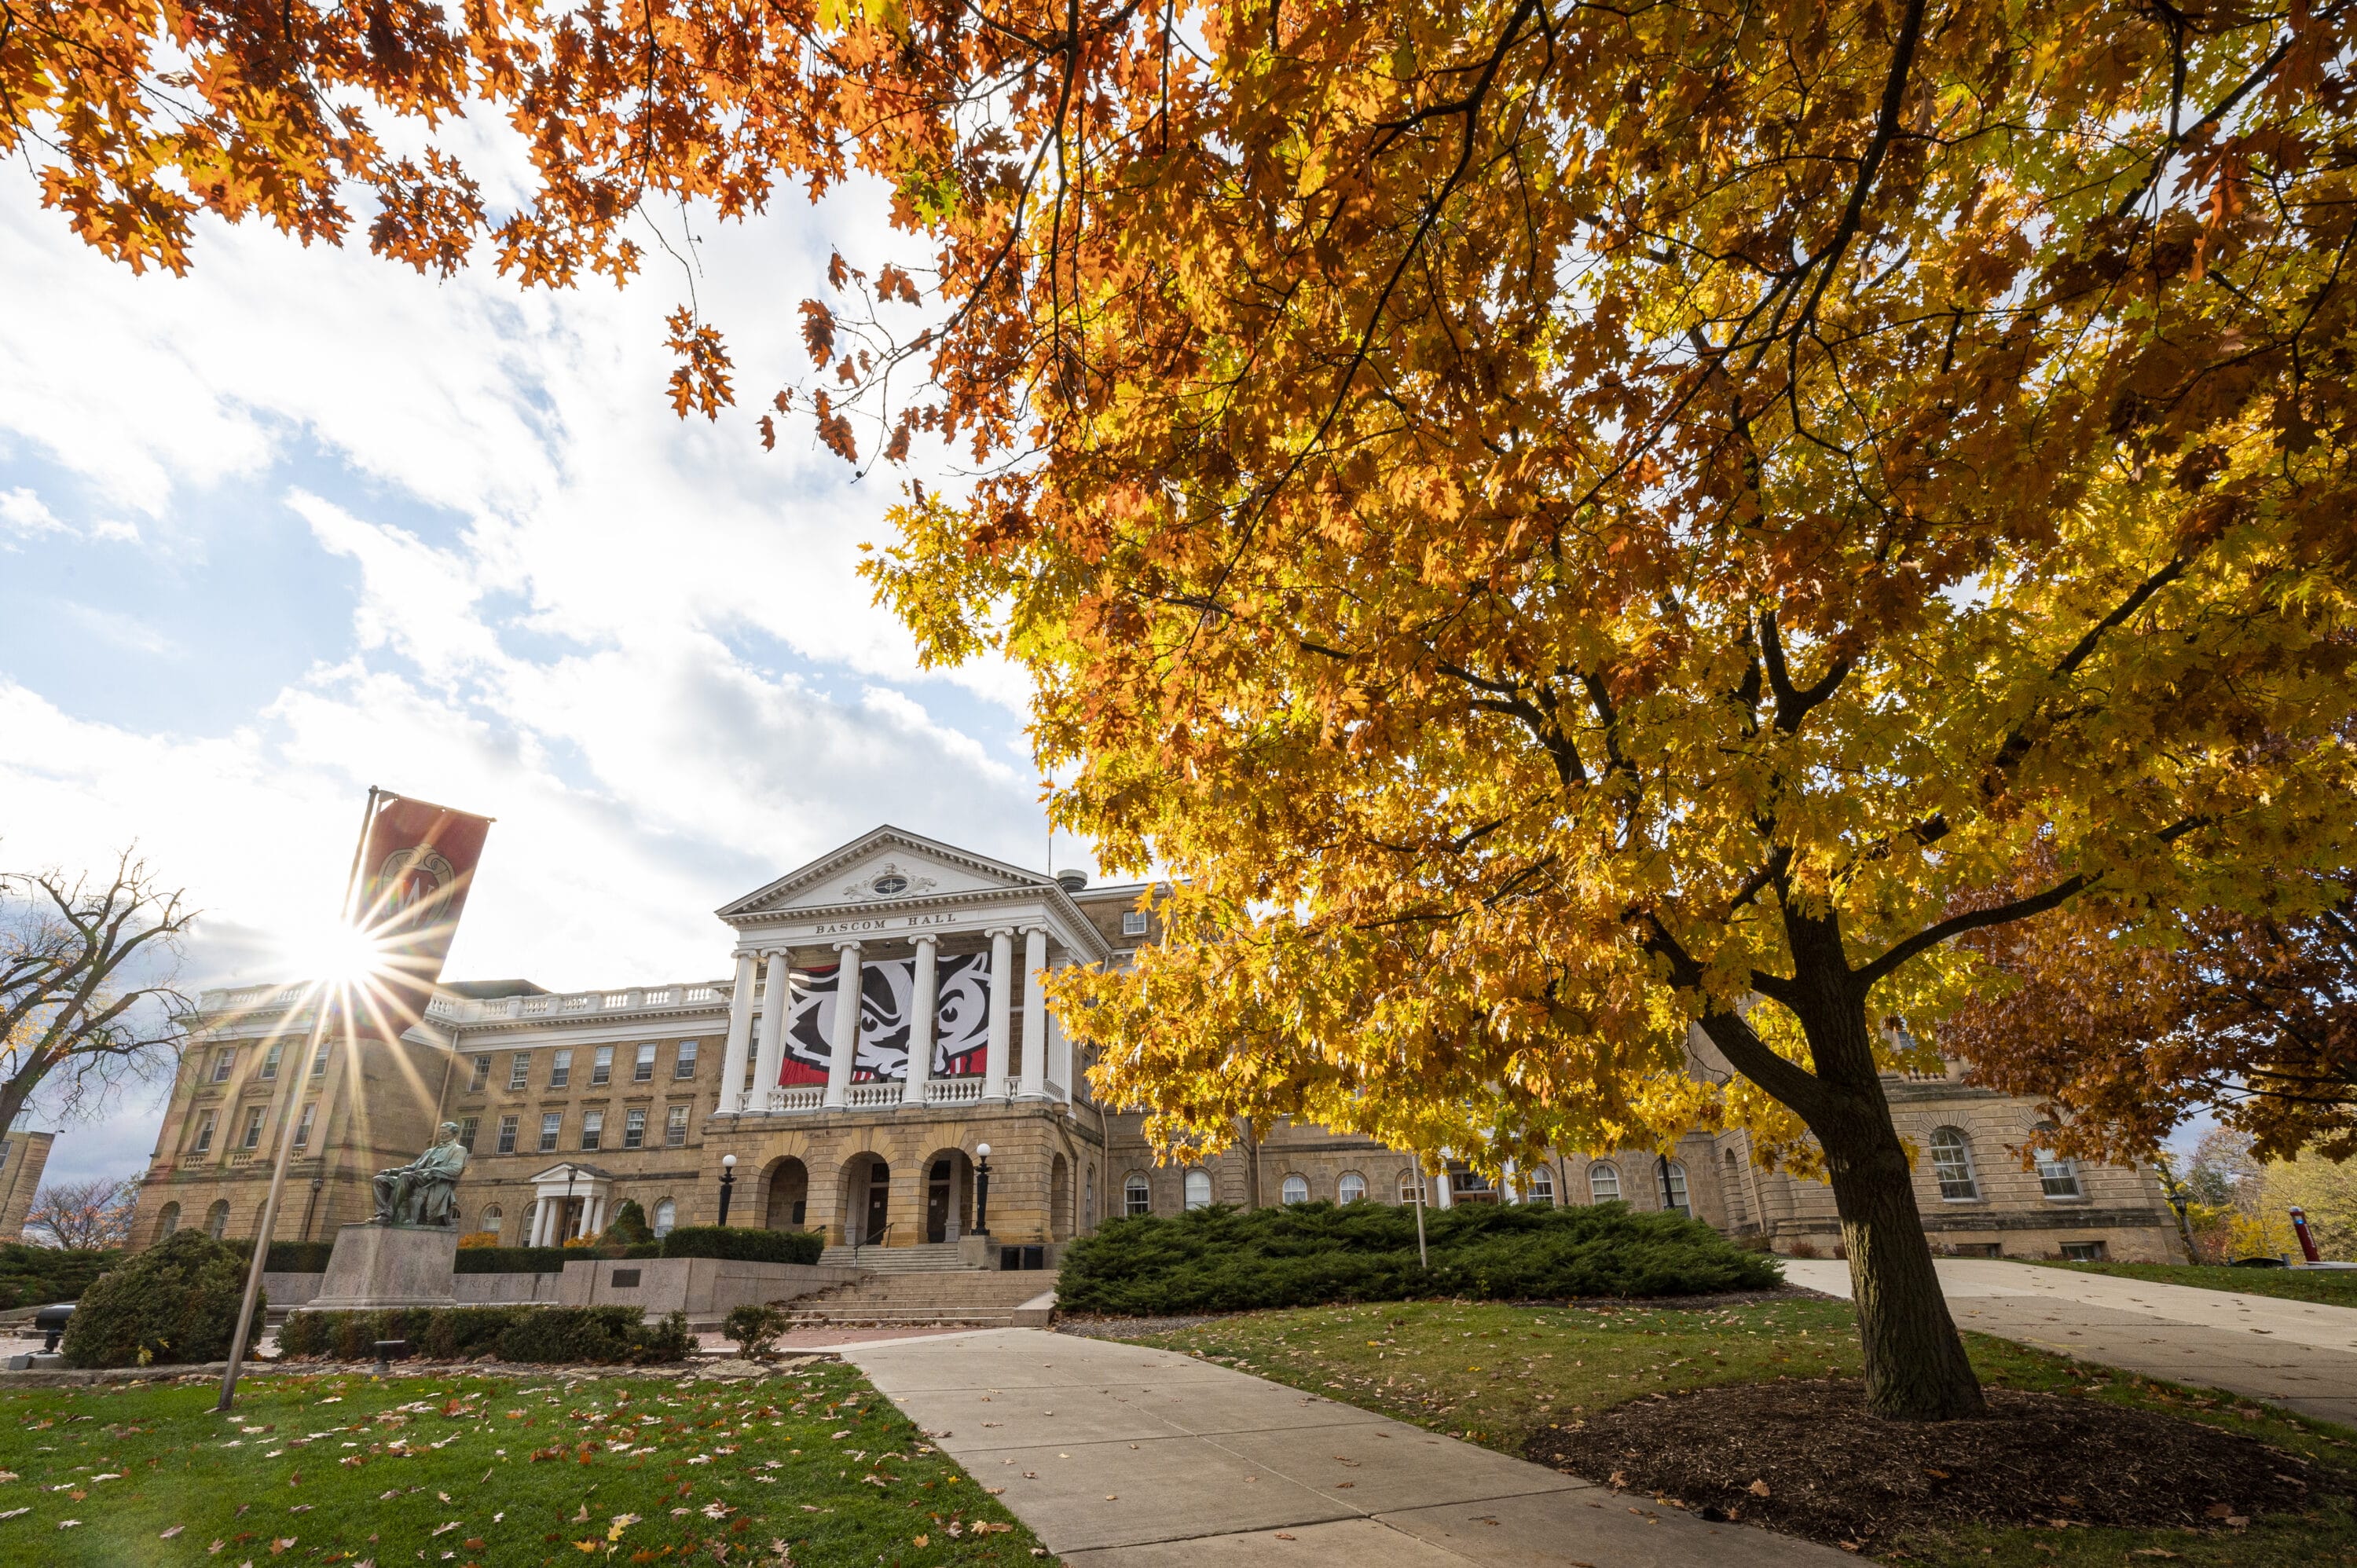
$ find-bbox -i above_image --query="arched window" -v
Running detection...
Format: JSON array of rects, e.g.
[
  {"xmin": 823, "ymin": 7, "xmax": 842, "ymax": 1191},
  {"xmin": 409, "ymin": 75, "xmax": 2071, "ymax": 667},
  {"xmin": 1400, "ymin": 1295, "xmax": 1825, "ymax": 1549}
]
[
  {"xmin": 1523, "ymin": 1168, "xmax": 1555, "ymax": 1207},
  {"xmin": 1182, "ymin": 1169, "xmax": 1214, "ymax": 1210},
  {"xmin": 522, "ymin": 1200, "xmax": 541, "ymax": 1244},
  {"xmin": 1398, "ymin": 1169, "xmax": 1426, "ymax": 1204},
  {"xmin": 1280, "ymin": 1174, "xmax": 1310, "ymax": 1205},
  {"xmin": 204, "ymin": 1200, "xmax": 229, "ymax": 1240},
  {"xmin": 478, "ymin": 1204, "xmax": 504, "ymax": 1239},
  {"xmin": 652, "ymin": 1199, "xmax": 676, "ymax": 1236},
  {"xmin": 1662, "ymin": 1160, "xmax": 1691, "ymax": 1216},
  {"xmin": 2033, "ymin": 1130, "xmax": 2082, "ymax": 1200},
  {"xmin": 156, "ymin": 1201, "xmax": 180, "ymax": 1239},
  {"xmin": 1337, "ymin": 1171, "xmax": 1368, "ymax": 1204},
  {"xmin": 1588, "ymin": 1161, "xmax": 1621, "ymax": 1203},
  {"xmin": 1929, "ymin": 1127, "xmax": 1980, "ymax": 1200},
  {"xmin": 1124, "ymin": 1173, "xmax": 1153, "ymax": 1217}
]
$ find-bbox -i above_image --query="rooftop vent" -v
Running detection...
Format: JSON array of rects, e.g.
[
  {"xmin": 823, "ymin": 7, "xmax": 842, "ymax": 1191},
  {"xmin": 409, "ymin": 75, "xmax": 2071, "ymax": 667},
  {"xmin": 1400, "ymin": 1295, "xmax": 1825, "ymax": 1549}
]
[{"xmin": 1054, "ymin": 868, "xmax": 1088, "ymax": 893}]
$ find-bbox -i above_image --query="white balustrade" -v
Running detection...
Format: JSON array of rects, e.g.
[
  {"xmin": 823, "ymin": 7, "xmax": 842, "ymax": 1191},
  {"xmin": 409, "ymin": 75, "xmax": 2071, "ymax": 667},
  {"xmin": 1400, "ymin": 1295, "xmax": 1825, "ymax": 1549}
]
[
  {"xmin": 925, "ymin": 1077, "xmax": 985, "ymax": 1105},
  {"xmin": 844, "ymin": 1082, "xmax": 904, "ymax": 1109},
  {"xmin": 521, "ymin": 997, "xmax": 554, "ymax": 1015},
  {"xmin": 769, "ymin": 1086, "xmax": 825, "ymax": 1112}
]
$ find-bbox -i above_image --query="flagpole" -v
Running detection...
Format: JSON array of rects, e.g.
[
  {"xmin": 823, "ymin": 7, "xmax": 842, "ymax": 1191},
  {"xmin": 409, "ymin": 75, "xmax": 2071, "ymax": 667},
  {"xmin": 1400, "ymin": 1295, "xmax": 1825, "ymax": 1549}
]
[{"xmin": 217, "ymin": 786, "xmax": 379, "ymax": 1412}]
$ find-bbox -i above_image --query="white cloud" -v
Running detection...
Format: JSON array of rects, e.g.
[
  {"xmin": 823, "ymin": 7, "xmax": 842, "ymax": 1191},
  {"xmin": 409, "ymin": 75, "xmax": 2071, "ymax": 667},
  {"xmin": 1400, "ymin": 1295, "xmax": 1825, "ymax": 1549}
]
[{"xmin": 1, "ymin": 485, "xmax": 67, "ymax": 540}]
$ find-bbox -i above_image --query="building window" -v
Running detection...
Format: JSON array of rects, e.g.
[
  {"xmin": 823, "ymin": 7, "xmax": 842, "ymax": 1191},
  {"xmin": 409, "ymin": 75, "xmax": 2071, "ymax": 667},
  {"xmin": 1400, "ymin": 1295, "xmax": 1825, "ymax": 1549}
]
[
  {"xmin": 591, "ymin": 1046, "xmax": 614, "ymax": 1086},
  {"xmin": 497, "ymin": 1114, "xmax": 519, "ymax": 1155},
  {"xmin": 1121, "ymin": 910, "xmax": 1149, "ymax": 937},
  {"xmin": 1280, "ymin": 1174, "xmax": 1310, "ymax": 1205},
  {"xmin": 550, "ymin": 1050, "xmax": 572, "ymax": 1089},
  {"xmin": 191, "ymin": 1109, "xmax": 217, "ymax": 1155},
  {"xmin": 1338, "ymin": 1171, "xmax": 1367, "ymax": 1203},
  {"xmin": 508, "ymin": 1053, "xmax": 530, "ymax": 1090},
  {"xmin": 456, "ymin": 1116, "xmax": 480, "ymax": 1152},
  {"xmin": 2060, "ymin": 1240, "xmax": 2106, "ymax": 1262},
  {"xmin": 1523, "ymin": 1168, "xmax": 1555, "ymax": 1207},
  {"xmin": 634, "ymin": 1043, "xmax": 657, "ymax": 1083},
  {"xmin": 1448, "ymin": 1162, "xmax": 1495, "ymax": 1202},
  {"xmin": 539, "ymin": 1112, "xmax": 563, "ymax": 1152},
  {"xmin": 1662, "ymin": 1160, "xmax": 1690, "ymax": 1217},
  {"xmin": 1183, "ymin": 1169, "xmax": 1214, "ymax": 1210},
  {"xmin": 1124, "ymin": 1173, "xmax": 1151, "ymax": 1216},
  {"xmin": 1929, "ymin": 1127, "xmax": 1980, "ymax": 1200},
  {"xmin": 478, "ymin": 1205, "xmax": 504, "ymax": 1239},
  {"xmin": 240, "ymin": 1106, "xmax": 266, "ymax": 1150},
  {"xmin": 211, "ymin": 1050, "xmax": 236, "ymax": 1083},
  {"xmin": 581, "ymin": 1109, "xmax": 604, "ymax": 1151},
  {"xmin": 259, "ymin": 1042, "xmax": 284, "ymax": 1080},
  {"xmin": 665, "ymin": 1105, "xmax": 690, "ymax": 1147},
  {"xmin": 1588, "ymin": 1161, "xmax": 1621, "ymax": 1203},
  {"xmin": 1398, "ymin": 1169, "xmax": 1426, "ymax": 1204},
  {"xmin": 674, "ymin": 1039, "xmax": 699, "ymax": 1079},
  {"xmin": 205, "ymin": 1200, "xmax": 229, "ymax": 1240},
  {"xmin": 310, "ymin": 1043, "xmax": 330, "ymax": 1078},
  {"xmin": 292, "ymin": 1102, "xmax": 316, "ymax": 1149},
  {"xmin": 623, "ymin": 1108, "xmax": 647, "ymax": 1149},
  {"xmin": 652, "ymin": 1199, "xmax": 676, "ymax": 1236},
  {"xmin": 2036, "ymin": 1147, "xmax": 2083, "ymax": 1200},
  {"xmin": 468, "ymin": 1055, "xmax": 492, "ymax": 1093},
  {"xmin": 156, "ymin": 1202, "xmax": 180, "ymax": 1238}
]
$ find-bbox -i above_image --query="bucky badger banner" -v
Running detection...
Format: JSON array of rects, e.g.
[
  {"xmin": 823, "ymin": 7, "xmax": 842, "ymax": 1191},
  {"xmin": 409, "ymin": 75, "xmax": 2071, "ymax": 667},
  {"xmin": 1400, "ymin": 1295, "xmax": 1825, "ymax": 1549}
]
[{"xmin": 781, "ymin": 952, "xmax": 992, "ymax": 1083}]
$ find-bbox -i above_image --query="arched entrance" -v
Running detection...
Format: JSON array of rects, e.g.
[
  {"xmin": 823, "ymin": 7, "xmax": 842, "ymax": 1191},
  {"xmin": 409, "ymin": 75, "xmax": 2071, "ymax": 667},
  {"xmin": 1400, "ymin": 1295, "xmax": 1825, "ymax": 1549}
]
[
  {"xmin": 764, "ymin": 1157, "xmax": 810, "ymax": 1229},
  {"xmin": 838, "ymin": 1152, "xmax": 891, "ymax": 1246},
  {"xmin": 1050, "ymin": 1153, "xmax": 1072, "ymax": 1241},
  {"xmin": 922, "ymin": 1149, "xmax": 974, "ymax": 1244}
]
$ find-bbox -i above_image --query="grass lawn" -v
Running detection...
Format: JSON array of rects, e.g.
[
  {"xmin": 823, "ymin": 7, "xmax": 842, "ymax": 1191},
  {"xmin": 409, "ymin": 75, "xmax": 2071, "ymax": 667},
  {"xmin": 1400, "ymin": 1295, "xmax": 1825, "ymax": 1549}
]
[
  {"xmin": 2025, "ymin": 1258, "xmax": 2357, "ymax": 1308},
  {"xmin": 0, "ymin": 1361, "xmax": 1048, "ymax": 1567},
  {"xmin": 1116, "ymin": 1297, "xmax": 2357, "ymax": 1566}
]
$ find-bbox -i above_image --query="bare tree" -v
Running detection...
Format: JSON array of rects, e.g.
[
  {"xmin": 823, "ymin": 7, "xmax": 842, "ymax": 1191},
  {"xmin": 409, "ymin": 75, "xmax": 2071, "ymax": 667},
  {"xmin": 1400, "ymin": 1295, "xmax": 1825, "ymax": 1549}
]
[
  {"xmin": 23, "ymin": 1174, "xmax": 138, "ymax": 1251},
  {"xmin": 0, "ymin": 853, "xmax": 195, "ymax": 1135}
]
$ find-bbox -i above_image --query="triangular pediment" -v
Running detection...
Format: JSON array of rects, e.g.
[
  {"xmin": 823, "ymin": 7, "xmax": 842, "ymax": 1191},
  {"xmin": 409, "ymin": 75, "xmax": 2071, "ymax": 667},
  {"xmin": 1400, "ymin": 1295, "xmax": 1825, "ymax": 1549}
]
[{"xmin": 717, "ymin": 826, "xmax": 1054, "ymax": 922}]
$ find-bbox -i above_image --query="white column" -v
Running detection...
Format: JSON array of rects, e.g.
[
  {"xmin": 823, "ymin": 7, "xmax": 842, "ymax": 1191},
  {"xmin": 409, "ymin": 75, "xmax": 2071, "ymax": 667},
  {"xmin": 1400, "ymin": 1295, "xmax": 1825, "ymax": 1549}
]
[
  {"xmin": 754, "ymin": 951, "xmax": 791, "ymax": 1109},
  {"xmin": 585, "ymin": 1192, "xmax": 606, "ymax": 1237},
  {"xmin": 1018, "ymin": 928, "xmax": 1050, "ymax": 1099},
  {"xmin": 826, "ymin": 940, "xmax": 862, "ymax": 1108},
  {"xmin": 528, "ymin": 1200, "xmax": 546, "ymax": 1247},
  {"xmin": 984, "ymin": 927, "xmax": 1014, "ymax": 1100},
  {"xmin": 907, "ymin": 936, "xmax": 938, "ymax": 1105},
  {"xmin": 1047, "ymin": 958, "xmax": 1072, "ymax": 1101},
  {"xmin": 719, "ymin": 951, "xmax": 757, "ymax": 1112},
  {"xmin": 1434, "ymin": 1168, "xmax": 1454, "ymax": 1209}
]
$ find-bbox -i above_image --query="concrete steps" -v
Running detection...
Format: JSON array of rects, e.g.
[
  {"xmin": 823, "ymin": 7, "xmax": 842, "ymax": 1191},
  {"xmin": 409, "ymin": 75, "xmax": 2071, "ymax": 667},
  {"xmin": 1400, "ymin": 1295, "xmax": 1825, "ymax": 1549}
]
[
  {"xmin": 818, "ymin": 1243, "xmax": 971, "ymax": 1273},
  {"xmin": 781, "ymin": 1267, "xmax": 1056, "ymax": 1328}
]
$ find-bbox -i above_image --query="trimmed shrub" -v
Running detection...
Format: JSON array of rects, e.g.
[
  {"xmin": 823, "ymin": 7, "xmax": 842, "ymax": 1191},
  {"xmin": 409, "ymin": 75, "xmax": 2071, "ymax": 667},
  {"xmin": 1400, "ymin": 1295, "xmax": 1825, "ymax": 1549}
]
[
  {"xmin": 456, "ymin": 1230, "xmax": 501, "ymax": 1249},
  {"xmin": 723, "ymin": 1302, "xmax": 789, "ymax": 1358},
  {"xmin": 0, "ymin": 1243, "xmax": 118, "ymax": 1310},
  {"xmin": 279, "ymin": 1304, "xmax": 691, "ymax": 1363},
  {"xmin": 1057, "ymin": 1200, "xmax": 1783, "ymax": 1316},
  {"xmin": 224, "ymin": 1238, "xmax": 335, "ymax": 1274},
  {"xmin": 661, "ymin": 1225, "xmax": 824, "ymax": 1265},
  {"xmin": 453, "ymin": 1245, "xmax": 573, "ymax": 1275},
  {"xmin": 60, "ymin": 1230, "xmax": 260, "ymax": 1368},
  {"xmin": 601, "ymin": 1200, "xmax": 654, "ymax": 1247}
]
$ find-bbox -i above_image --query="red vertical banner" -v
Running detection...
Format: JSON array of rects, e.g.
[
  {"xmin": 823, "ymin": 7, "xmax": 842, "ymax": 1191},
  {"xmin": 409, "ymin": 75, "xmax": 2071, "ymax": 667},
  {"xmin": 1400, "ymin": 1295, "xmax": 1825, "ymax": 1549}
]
[{"xmin": 353, "ymin": 793, "xmax": 493, "ymax": 1032}]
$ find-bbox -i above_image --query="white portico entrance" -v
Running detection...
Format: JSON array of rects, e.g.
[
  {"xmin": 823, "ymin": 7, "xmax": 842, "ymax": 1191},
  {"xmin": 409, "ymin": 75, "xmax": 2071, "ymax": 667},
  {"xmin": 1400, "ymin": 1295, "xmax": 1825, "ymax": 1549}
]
[
  {"xmin": 526, "ymin": 1162, "xmax": 616, "ymax": 1245},
  {"xmin": 708, "ymin": 827, "xmax": 1113, "ymax": 1119}
]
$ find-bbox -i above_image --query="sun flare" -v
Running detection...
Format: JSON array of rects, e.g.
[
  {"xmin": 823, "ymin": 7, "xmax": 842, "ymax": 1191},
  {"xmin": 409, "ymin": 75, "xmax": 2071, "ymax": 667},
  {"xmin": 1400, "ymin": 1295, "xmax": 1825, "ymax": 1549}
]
[{"xmin": 284, "ymin": 920, "xmax": 391, "ymax": 987}]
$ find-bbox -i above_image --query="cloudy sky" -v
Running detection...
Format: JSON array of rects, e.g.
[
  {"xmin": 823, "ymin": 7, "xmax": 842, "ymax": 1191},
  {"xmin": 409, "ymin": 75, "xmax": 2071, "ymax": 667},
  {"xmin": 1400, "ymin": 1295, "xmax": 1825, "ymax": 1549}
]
[{"xmin": 0, "ymin": 162, "xmax": 1068, "ymax": 1185}]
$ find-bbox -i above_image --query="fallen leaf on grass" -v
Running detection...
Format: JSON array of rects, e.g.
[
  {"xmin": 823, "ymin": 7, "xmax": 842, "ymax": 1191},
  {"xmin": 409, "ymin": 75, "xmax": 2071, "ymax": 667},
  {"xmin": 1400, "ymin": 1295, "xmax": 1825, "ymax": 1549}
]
[
  {"xmin": 0, "ymin": 1507, "xmax": 30, "ymax": 1520},
  {"xmin": 270, "ymin": 1539, "xmax": 297, "ymax": 1555},
  {"xmin": 1747, "ymin": 1479, "xmax": 1771, "ymax": 1499},
  {"xmin": 60, "ymin": 1519, "xmax": 82, "ymax": 1528},
  {"xmin": 162, "ymin": 1526, "xmax": 186, "ymax": 1539},
  {"xmin": 2128, "ymin": 1552, "xmax": 2179, "ymax": 1560}
]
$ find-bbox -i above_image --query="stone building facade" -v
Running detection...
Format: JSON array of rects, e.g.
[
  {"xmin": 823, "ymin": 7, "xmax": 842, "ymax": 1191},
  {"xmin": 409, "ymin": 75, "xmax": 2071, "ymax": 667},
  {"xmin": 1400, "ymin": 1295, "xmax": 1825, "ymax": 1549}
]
[
  {"xmin": 130, "ymin": 826, "xmax": 2187, "ymax": 1266},
  {"xmin": 0, "ymin": 1115, "xmax": 56, "ymax": 1242}
]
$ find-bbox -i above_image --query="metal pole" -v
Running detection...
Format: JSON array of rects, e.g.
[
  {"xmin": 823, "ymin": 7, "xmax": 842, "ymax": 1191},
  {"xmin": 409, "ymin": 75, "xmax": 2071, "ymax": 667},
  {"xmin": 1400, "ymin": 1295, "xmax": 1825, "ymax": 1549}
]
[
  {"xmin": 218, "ymin": 786, "xmax": 378, "ymax": 1412},
  {"xmin": 1412, "ymin": 1164, "xmax": 1430, "ymax": 1269}
]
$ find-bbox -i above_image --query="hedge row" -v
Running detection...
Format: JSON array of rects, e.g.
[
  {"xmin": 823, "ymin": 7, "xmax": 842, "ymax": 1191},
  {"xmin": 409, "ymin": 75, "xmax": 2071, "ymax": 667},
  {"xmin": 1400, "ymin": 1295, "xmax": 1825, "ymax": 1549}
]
[
  {"xmin": 279, "ymin": 1304, "xmax": 691, "ymax": 1363},
  {"xmin": 223, "ymin": 1239, "xmax": 337, "ymax": 1274},
  {"xmin": 658, "ymin": 1225, "xmax": 825, "ymax": 1265},
  {"xmin": 1057, "ymin": 1199, "xmax": 1783, "ymax": 1315},
  {"xmin": 0, "ymin": 1242, "xmax": 118, "ymax": 1310},
  {"xmin": 60, "ymin": 1232, "xmax": 259, "ymax": 1368}
]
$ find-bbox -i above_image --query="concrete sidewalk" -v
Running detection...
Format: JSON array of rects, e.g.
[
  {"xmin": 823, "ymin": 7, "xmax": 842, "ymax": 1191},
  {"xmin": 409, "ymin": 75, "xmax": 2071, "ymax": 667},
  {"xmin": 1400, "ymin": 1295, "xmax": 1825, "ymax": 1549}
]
[
  {"xmin": 1783, "ymin": 1257, "xmax": 2357, "ymax": 1427},
  {"xmin": 844, "ymin": 1326, "xmax": 1848, "ymax": 1566}
]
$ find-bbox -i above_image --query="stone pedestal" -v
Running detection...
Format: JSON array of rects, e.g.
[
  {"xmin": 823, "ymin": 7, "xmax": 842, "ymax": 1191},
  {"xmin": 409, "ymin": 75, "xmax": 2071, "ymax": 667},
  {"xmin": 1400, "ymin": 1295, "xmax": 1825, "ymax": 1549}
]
[{"xmin": 306, "ymin": 1223, "xmax": 460, "ymax": 1311}]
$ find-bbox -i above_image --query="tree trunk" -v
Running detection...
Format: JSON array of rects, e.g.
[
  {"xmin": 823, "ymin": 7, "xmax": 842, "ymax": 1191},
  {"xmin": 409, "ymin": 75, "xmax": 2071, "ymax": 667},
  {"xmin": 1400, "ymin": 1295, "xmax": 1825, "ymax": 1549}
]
[{"xmin": 1787, "ymin": 918, "xmax": 1988, "ymax": 1420}]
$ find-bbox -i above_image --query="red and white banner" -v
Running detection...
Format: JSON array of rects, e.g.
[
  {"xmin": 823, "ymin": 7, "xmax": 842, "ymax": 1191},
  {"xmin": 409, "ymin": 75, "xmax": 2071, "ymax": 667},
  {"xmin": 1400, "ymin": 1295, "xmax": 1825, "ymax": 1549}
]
[{"xmin": 351, "ymin": 792, "xmax": 493, "ymax": 1028}]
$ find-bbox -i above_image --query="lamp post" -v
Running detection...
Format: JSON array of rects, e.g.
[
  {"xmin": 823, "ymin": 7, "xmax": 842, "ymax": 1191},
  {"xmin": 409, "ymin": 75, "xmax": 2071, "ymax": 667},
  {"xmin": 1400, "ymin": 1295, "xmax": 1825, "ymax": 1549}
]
[
  {"xmin": 2156, "ymin": 1160, "xmax": 2198, "ymax": 1262},
  {"xmin": 717, "ymin": 1154, "xmax": 737, "ymax": 1227},
  {"xmin": 973, "ymin": 1143, "xmax": 992, "ymax": 1236}
]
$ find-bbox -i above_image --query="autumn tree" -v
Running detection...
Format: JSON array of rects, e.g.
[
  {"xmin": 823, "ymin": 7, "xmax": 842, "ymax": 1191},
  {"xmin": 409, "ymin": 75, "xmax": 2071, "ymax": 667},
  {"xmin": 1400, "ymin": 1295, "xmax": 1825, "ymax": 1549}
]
[
  {"xmin": 1, "ymin": 856, "xmax": 194, "ymax": 1136},
  {"xmin": 24, "ymin": 1174, "xmax": 140, "ymax": 1251},
  {"xmin": 1943, "ymin": 871, "xmax": 2357, "ymax": 1167},
  {"xmin": 13, "ymin": 0, "xmax": 2357, "ymax": 1421}
]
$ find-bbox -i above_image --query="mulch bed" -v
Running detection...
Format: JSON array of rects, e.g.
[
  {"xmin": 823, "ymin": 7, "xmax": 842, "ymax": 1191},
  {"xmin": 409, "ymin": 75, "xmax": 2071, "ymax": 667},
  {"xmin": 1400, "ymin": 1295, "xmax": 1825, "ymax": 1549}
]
[{"xmin": 1527, "ymin": 1376, "xmax": 2339, "ymax": 1550}]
